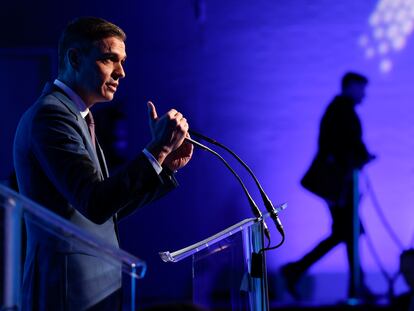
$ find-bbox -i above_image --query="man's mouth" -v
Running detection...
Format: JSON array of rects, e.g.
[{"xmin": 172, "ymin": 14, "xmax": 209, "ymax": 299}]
[{"xmin": 106, "ymin": 83, "xmax": 118, "ymax": 92}]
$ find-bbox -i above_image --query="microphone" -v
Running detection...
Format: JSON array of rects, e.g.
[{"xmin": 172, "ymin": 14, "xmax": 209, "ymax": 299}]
[
  {"xmin": 184, "ymin": 136, "xmax": 271, "ymax": 241},
  {"xmin": 186, "ymin": 130, "xmax": 285, "ymax": 241}
]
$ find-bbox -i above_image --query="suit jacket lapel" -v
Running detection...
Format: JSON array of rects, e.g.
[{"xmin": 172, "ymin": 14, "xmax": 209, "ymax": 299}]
[
  {"xmin": 43, "ymin": 83, "xmax": 104, "ymax": 179},
  {"xmin": 96, "ymin": 138, "xmax": 109, "ymax": 179}
]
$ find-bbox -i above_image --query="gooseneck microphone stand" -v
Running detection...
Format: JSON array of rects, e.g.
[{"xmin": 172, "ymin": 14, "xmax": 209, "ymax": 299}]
[
  {"xmin": 187, "ymin": 130, "xmax": 285, "ymax": 250},
  {"xmin": 184, "ymin": 136, "xmax": 271, "ymax": 241}
]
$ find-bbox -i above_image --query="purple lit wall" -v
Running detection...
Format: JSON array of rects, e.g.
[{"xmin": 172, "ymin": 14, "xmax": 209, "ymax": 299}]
[
  {"xmin": 123, "ymin": 0, "xmax": 414, "ymax": 302},
  {"xmin": 181, "ymin": 0, "xmax": 414, "ymax": 301},
  {"xmin": 1, "ymin": 0, "xmax": 414, "ymax": 305}
]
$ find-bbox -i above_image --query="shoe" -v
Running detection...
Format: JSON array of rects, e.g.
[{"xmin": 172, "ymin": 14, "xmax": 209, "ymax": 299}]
[{"xmin": 280, "ymin": 263, "xmax": 302, "ymax": 300}]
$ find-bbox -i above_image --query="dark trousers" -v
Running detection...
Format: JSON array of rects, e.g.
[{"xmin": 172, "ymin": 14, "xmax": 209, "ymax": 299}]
[{"xmin": 292, "ymin": 200, "xmax": 365, "ymax": 297}]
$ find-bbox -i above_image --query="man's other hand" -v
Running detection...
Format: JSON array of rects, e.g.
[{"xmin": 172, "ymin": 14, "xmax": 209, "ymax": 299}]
[{"xmin": 163, "ymin": 133, "xmax": 193, "ymax": 171}]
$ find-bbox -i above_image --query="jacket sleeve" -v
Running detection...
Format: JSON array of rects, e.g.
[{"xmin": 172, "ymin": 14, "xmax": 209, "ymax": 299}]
[
  {"xmin": 31, "ymin": 102, "xmax": 177, "ymax": 224},
  {"xmin": 116, "ymin": 167, "xmax": 178, "ymax": 221}
]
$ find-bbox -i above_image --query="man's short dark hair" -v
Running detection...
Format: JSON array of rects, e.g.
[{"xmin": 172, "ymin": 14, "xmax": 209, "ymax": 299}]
[
  {"xmin": 341, "ymin": 72, "xmax": 368, "ymax": 90},
  {"xmin": 58, "ymin": 17, "xmax": 126, "ymax": 72}
]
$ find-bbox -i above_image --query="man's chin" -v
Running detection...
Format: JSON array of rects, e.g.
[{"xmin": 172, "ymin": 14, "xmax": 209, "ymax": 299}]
[{"xmin": 99, "ymin": 93, "xmax": 115, "ymax": 102}]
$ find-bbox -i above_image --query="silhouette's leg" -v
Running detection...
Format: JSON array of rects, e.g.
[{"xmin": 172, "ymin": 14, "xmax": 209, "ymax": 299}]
[
  {"xmin": 293, "ymin": 233, "xmax": 341, "ymax": 274},
  {"xmin": 281, "ymin": 230, "xmax": 341, "ymax": 299}
]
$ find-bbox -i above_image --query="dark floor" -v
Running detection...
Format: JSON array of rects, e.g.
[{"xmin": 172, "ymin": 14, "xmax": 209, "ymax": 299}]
[{"xmin": 270, "ymin": 303, "xmax": 393, "ymax": 311}]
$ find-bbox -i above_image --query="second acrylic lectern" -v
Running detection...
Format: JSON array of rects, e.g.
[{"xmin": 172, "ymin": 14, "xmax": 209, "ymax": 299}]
[{"xmin": 160, "ymin": 215, "xmax": 270, "ymax": 311}]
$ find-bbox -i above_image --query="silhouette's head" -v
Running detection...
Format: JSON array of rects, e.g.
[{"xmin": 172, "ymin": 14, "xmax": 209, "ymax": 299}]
[{"xmin": 341, "ymin": 72, "xmax": 368, "ymax": 105}]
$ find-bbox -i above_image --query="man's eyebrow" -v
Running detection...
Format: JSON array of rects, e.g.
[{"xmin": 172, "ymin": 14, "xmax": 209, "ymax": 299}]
[
  {"xmin": 100, "ymin": 52, "xmax": 127, "ymax": 60},
  {"xmin": 101, "ymin": 52, "xmax": 118, "ymax": 58}
]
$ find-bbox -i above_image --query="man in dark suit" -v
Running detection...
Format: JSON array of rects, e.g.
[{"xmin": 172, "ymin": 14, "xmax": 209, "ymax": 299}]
[
  {"xmin": 14, "ymin": 17, "xmax": 193, "ymax": 310},
  {"xmin": 282, "ymin": 72, "xmax": 375, "ymax": 301}
]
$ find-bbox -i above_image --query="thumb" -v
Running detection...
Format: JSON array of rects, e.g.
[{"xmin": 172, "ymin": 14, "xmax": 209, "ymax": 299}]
[{"xmin": 147, "ymin": 101, "xmax": 158, "ymax": 122}]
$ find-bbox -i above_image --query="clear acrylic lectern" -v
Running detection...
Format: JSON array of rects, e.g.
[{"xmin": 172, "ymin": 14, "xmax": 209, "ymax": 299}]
[
  {"xmin": 160, "ymin": 206, "xmax": 286, "ymax": 311},
  {"xmin": 0, "ymin": 184, "xmax": 146, "ymax": 310}
]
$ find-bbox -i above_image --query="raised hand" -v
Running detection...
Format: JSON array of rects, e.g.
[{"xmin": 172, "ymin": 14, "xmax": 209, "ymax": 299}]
[{"xmin": 146, "ymin": 101, "xmax": 193, "ymax": 170}]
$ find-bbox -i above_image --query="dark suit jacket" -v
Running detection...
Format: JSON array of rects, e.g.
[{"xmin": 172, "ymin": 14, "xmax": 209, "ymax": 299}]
[
  {"xmin": 14, "ymin": 83, "xmax": 177, "ymax": 310},
  {"xmin": 301, "ymin": 95, "xmax": 371, "ymax": 202},
  {"xmin": 318, "ymin": 95, "xmax": 371, "ymax": 170}
]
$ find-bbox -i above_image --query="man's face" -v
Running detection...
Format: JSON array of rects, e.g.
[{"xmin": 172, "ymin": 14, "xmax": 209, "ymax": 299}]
[{"xmin": 77, "ymin": 36, "xmax": 126, "ymax": 106}]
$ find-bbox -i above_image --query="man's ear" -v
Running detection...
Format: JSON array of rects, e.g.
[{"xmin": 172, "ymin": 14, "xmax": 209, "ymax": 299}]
[{"xmin": 67, "ymin": 48, "xmax": 81, "ymax": 70}]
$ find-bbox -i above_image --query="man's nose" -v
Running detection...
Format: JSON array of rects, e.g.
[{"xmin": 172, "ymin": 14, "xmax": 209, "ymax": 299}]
[{"xmin": 113, "ymin": 63, "xmax": 126, "ymax": 80}]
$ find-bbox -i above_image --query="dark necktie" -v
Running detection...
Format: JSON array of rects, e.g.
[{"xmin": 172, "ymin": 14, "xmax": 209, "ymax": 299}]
[{"xmin": 85, "ymin": 111, "xmax": 96, "ymax": 149}]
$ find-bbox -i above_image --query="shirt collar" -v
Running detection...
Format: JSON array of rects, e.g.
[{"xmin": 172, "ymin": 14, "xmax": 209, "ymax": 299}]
[{"xmin": 54, "ymin": 79, "xmax": 89, "ymax": 118}]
